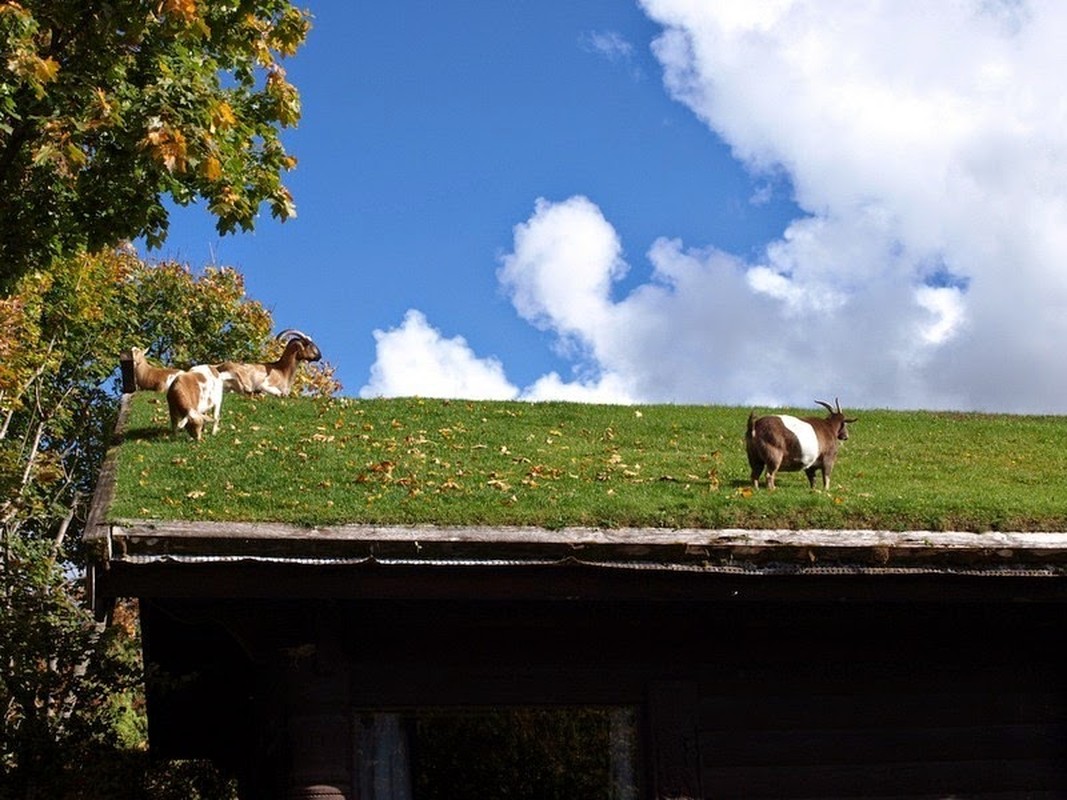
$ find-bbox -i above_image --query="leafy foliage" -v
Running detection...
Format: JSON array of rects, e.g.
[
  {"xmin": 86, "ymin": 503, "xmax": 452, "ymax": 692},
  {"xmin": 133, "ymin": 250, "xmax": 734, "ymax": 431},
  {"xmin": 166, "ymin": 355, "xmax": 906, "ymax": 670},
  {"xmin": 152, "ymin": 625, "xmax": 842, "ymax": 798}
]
[
  {"xmin": 0, "ymin": 0, "xmax": 311, "ymax": 291},
  {"xmin": 413, "ymin": 708, "xmax": 633, "ymax": 799},
  {"xmin": 0, "ymin": 248, "xmax": 334, "ymax": 797},
  {"xmin": 1, "ymin": 3, "xmax": 317, "ymax": 792},
  {"xmin": 112, "ymin": 395, "xmax": 1067, "ymax": 532}
]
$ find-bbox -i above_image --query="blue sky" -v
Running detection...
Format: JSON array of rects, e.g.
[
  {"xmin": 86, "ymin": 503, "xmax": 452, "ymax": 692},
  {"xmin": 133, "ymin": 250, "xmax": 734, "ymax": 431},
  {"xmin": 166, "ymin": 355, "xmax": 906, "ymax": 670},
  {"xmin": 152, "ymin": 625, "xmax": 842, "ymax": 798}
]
[{"xmin": 150, "ymin": 1, "xmax": 1067, "ymax": 414}]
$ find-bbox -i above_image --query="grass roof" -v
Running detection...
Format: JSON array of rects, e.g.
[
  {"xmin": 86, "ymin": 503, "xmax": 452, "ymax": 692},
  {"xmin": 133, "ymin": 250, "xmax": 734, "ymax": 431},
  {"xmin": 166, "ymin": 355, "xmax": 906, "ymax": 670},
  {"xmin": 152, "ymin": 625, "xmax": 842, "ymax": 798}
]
[{"xmin": 105, "ymin": 392, "xmax": 1067, "ymax": 533}]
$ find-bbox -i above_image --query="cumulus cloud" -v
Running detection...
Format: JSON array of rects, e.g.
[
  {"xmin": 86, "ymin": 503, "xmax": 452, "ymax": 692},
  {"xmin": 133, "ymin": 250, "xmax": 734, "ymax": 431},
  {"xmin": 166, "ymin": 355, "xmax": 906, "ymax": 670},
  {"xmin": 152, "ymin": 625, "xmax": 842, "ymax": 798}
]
[
  {"xmin": 360, "ymin": 310, "xmax": 518, "ymax": 400},
  {"xmin": 362, "ymin": 2, "xmax": 1067, "ymax": 413},
  {"xmin": 633, "ymin": 0, "xmax": 1067, "ymax": 412}
]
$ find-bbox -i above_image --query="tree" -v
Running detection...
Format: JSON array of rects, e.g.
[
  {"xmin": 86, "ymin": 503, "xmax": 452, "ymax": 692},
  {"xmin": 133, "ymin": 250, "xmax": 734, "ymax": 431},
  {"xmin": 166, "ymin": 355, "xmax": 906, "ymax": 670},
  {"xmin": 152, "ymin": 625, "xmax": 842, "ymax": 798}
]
[
  {"xmin": 0, "ymin": 248, "xmax": 337, "ymax": 798},
  {"xmin": 0, "ymin": 0, "xmax": 310, "ymax": 292}
]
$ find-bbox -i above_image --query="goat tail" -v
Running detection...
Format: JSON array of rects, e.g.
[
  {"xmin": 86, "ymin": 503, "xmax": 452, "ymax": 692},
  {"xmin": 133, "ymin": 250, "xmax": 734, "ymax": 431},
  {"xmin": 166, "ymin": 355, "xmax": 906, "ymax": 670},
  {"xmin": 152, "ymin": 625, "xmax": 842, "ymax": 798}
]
[{"xmin": 746, "ymin": 410, "xmax": 758, "ymax": 439}]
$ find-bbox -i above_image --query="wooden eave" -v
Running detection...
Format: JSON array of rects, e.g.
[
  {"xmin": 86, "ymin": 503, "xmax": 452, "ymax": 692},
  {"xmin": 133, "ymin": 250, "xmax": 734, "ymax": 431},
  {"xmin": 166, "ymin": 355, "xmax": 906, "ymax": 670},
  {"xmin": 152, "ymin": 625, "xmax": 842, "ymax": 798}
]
[
  {"xmin": 91, "ymin": 518, "xmax": 1067, "ymax": 572},
  {"xmin": 85, "ymin": 518, "xmax": 1067, "ymax": 618}
]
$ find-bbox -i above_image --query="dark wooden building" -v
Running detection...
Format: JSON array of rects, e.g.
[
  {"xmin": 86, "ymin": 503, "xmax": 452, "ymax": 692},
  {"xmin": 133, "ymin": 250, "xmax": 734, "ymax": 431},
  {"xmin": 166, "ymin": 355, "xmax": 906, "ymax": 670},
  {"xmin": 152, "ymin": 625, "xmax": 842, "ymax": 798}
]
[{"xmin": 87, "ymin": 403, "xmax": 1067, "ymax": 799}]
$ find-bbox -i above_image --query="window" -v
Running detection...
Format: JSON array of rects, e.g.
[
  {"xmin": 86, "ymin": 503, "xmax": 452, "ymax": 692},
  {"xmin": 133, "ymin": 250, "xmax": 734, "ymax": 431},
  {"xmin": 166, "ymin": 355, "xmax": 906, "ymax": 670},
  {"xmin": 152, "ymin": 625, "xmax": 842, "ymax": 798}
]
[{"xmin": 354, "ymin": 707, "xmax": 641, "ymax": 800}]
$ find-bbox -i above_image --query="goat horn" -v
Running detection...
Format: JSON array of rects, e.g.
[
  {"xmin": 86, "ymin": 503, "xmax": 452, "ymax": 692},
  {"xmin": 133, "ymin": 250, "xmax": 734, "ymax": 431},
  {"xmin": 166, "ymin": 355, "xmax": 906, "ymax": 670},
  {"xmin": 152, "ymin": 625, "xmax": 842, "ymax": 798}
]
[
  {"xmin": 815, "ymin": 400, "xmax": 834, "ymax": 414},
  {"xmin": 276, "ymin": 328, "xmax": 313, "ymax": 343},
  {"xmin": 835, "ymin": 397, "xmax": 842, "ymax": 413}
]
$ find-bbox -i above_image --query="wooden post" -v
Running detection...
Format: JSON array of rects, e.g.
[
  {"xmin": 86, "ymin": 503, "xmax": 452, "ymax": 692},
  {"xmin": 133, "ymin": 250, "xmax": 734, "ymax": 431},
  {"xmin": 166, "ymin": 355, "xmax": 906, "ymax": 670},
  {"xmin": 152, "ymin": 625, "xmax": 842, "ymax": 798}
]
[
  {"xmin": 284, "ymin": 611, "xmax": 353, "ymax": 800},
  {"xmin": 286, "ymin": 709, "xmax": 351, "ymax": 800},
  {"xmin": 648, "ymin": 681, "xmax": 702, "ymax": 799},
  {"xmin": 119, "ymin": 350, "xmax": 136, "ymax": 394}
]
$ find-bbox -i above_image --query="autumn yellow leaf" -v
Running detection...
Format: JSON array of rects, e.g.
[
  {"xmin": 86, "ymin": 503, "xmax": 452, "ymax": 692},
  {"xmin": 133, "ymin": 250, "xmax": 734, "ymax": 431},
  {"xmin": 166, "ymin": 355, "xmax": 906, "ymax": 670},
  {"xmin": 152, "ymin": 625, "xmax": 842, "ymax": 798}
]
[
  {"xmin": 161, "ymin": 0, "xmax": 198, "ymax": 24},
  {"xmin": 199, "ymin": 156, "xmax": 222, "ymax": 182},
  {"xmin": 33, "ymin": 56, "xmax": 60, "ymax": 84},
  {"xmin": 211, "ymin": 101, "xmax": 237, "ymax": 131},
  {"xmin": 143, "ymin": 122, "xmax": 188, "ymax": 173}
]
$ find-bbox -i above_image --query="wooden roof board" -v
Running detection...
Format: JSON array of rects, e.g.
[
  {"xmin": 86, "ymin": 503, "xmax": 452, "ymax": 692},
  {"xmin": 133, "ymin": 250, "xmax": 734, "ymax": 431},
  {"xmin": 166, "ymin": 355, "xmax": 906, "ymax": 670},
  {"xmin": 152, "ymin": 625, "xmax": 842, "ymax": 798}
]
[{"xmin": 97, "ymin": 519, "xmax": 1067, "ymax": 572}]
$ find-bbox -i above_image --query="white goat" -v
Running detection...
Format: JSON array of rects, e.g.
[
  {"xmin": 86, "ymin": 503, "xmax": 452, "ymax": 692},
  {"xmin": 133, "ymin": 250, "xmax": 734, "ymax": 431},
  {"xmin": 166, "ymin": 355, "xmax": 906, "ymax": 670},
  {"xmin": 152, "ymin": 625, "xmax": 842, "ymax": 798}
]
[
  {"xmin": 130, "ymin": 346, "xmax": 180, "ymax": 392},
  {"xmin": 215, "ymin": 329, "xmax": 321, "ymax": 397},
  {"xmin": 745, "ymin": 399, "xmax": 858, "ymax": 490},
  {"xmin": 167, "ymin": 365, "xmax": 230, "ymax": 441}
]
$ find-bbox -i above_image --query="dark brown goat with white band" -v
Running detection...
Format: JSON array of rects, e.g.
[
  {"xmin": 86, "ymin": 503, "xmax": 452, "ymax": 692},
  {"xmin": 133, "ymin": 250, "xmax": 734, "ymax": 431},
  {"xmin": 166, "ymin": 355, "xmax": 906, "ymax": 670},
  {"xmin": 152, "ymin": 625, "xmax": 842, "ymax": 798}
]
[
  {"xmin": 215, "ymin": 329, "xmax": 322, "ymax": 397},
  {"xmin": 745, "ymin": 398, "xmax": 857, "ymax": 490}
]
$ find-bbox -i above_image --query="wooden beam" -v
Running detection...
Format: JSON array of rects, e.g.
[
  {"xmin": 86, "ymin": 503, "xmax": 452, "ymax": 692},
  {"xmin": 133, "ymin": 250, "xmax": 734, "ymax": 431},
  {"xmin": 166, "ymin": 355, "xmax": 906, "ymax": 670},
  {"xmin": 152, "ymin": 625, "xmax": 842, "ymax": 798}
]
[{"xmin": 100, "ymin": 518, "xmax": 1067, "ymax": 572}]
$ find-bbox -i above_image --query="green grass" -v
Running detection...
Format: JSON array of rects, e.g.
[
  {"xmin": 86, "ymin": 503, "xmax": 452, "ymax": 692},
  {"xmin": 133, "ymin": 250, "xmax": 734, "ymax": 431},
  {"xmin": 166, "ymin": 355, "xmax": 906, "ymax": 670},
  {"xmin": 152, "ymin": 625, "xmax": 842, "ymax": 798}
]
[{"xmin": 106, "ymin": 393, "xmax": 1067, "ymax": 532}]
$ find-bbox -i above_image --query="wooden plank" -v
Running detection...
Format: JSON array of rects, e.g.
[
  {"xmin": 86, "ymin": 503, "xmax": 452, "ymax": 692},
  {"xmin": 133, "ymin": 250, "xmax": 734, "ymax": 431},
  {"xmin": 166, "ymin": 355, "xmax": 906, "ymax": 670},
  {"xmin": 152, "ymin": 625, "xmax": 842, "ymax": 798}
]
[
  {"xmin": 85, "ymin": 393, "xmax": 133, "ymax": 557},
  {"xmin": 90, "ymin": 560, "xmax": 1067, "ymax": 606},
  {"xmin": 699, "ymin": 691, "xmax": 1067, "ymax": 731},
  {"xmin": 108, "ymin": 519, "xmax": 1067, "ymax": 550},
  {"xmin": 648, "ymin": 681, "xmax": 702, "ymax": 800},
  {"xmin": 698, "ymin": 723, "xmax": 1067, "ymax": 766},
  {"xmin": 101, "ymin": 518, "xmax": 1067, "ymax": 574},
  {"xmin": 85, "ymin": 393, "xmax": 134, "ymax": 620},
  {"xmin": 701, "ymin": 758, "xmax": 1067, "ymax": 799}
]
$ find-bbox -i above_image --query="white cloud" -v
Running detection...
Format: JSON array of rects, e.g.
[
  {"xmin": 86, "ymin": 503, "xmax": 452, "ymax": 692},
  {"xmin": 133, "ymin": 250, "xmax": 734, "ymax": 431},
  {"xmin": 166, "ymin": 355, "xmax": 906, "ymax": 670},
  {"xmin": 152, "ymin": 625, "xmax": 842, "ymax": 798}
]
[
  {"xmin": 522, "ymin": 371, "xmax": 637, "ymax": 404},
  {"xmin": 915, "ymin": 286, "xmax": 966, "ymax": 346},
  {"xmin": 580, "ymin": 29, "xmax": 644, "ymax": 80},
  {"xmin": 497, "ymin": 196, "xmax": 625, "ymax": 339},
  {"xmin": 581, "ymin": 30, "xmax": 634, "ymax": 63},
  {"xmin": 359, "ymin": 310, "xmax": 518, "ymax": 401},
  {"xmin": 630, "ymin": 0, "xmax": 1067, "ymax": 412},
  {"xmin": 362, "ymin": 2, "xmax": 1067, "ymax": 413}
]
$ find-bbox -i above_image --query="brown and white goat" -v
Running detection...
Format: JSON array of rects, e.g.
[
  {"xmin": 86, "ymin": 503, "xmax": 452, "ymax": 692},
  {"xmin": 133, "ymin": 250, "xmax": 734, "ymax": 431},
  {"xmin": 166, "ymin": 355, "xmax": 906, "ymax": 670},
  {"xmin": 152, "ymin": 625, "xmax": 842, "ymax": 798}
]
[
  {"xmin": 167, "ymin": 364, "xmax": 230, "ymax": 441},
  {"xmin": 745, "ymin": 399, "xmax": 858, "ymax": 490},
  {"xmin": 130, "ymin": 346, "xmax": 180, "ymax": 392},
  {"xmin": 215, "ymin": 329, "xmax": 322, "ymax": 397}
]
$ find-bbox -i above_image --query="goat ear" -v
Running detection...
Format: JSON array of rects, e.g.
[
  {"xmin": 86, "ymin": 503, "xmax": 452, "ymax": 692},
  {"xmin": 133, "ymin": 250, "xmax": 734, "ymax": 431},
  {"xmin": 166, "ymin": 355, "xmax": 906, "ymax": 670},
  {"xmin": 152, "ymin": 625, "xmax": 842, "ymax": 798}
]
[{"xmin": 845, "ymin": 417, "xmax": 858, "ymax": 423}]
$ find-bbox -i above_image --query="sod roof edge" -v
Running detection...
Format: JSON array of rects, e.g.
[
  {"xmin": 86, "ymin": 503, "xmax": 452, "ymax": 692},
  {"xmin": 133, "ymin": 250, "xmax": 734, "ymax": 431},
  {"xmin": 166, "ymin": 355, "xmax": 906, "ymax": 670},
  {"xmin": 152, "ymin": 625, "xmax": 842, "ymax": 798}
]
[{"xmin": 86, "ymin": 394, "xmax": 1067, "ymax": 620}]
